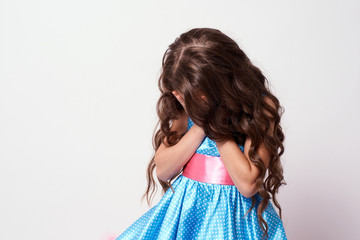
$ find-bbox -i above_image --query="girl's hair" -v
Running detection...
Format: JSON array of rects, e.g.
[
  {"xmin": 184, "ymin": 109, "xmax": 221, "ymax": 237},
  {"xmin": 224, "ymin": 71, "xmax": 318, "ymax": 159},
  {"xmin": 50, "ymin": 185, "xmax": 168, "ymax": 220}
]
[{"xmin": 141, "ymin": 27, "xmax": 286, "ymax": 240}]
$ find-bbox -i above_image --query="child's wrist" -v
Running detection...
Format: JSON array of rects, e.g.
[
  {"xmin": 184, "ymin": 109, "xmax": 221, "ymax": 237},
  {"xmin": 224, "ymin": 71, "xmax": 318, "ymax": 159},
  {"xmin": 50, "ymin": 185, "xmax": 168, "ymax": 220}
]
[{"xmin": 192, "ymin": 124, "xmax": 205, "ymax": 135}]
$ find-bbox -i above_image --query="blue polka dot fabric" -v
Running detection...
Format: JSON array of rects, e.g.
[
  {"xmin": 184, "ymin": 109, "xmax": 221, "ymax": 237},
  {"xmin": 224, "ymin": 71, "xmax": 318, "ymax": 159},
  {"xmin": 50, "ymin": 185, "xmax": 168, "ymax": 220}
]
[{"xmin": 116, "ymin": 117, "xmax": 288, "ymax": 240}]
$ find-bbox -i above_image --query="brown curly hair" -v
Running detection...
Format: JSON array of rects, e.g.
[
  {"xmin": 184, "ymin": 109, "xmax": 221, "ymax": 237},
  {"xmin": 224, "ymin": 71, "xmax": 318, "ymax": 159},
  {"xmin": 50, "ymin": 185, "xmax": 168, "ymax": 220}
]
[{"xmin": 140, "ymin": 27, "xmax": 287, "ymax": 240}]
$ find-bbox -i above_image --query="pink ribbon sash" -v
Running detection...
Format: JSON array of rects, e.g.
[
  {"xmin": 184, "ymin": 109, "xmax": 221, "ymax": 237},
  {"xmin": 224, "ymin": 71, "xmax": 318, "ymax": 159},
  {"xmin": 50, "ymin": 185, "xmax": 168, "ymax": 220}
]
[{"xmin": 182, "ymin": 153, "xmax": 235, "ymax": 185}]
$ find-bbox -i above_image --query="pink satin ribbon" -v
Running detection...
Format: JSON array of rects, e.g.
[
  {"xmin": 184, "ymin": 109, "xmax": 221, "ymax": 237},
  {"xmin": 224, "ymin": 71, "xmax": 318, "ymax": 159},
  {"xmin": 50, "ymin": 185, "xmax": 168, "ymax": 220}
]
[{"xmin": 182, "ymin": 153, "xmax": 235, "ymax": 185}]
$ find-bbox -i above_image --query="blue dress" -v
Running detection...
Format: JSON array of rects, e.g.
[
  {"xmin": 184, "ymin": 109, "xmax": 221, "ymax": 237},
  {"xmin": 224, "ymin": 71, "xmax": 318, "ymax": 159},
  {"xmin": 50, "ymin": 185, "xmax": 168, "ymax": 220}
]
[{"xmin": 116, "ymin": 117, "xmax": 288, "ymax": 240}]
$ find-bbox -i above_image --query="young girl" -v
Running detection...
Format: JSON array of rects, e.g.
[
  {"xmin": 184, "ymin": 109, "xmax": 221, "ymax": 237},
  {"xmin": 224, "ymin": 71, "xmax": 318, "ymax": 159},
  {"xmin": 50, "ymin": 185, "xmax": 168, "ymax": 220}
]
[{"xmin": 116, "ymin": 28, "xmax": 288, "ymax": 240}]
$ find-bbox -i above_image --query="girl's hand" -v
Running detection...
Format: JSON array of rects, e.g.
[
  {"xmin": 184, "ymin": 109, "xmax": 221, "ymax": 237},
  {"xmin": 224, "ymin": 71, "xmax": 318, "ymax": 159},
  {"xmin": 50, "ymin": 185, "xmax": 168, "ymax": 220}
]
[
  {"xmin": 172, "ymin": 91, "xmax": 188, "ymax": 114},
  {"xmin": 172, "ymin": 90, "xmax": 208, "ymax": 135}
]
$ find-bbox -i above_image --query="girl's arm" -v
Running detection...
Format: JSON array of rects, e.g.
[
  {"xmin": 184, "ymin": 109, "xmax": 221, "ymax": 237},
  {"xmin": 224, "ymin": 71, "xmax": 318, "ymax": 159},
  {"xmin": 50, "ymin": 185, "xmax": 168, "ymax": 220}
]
[
  {"xmin": 216, "ymin": 138, "xmax": 271, "ymax": 198},
  {"xmin": 155, "ymin": 114, "xmax": 206, "ymax": 182},
  {"xmin": 215, "ymin": 96, "xmax": 275, "ymax": 198}
]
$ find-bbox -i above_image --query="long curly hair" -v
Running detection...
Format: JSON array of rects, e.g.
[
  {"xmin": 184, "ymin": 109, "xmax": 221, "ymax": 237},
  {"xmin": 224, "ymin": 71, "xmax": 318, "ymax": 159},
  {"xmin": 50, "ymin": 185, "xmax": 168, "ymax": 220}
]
[{"xmin": 141, "ymin": 27, "xmax": 287, "ymax": 240}]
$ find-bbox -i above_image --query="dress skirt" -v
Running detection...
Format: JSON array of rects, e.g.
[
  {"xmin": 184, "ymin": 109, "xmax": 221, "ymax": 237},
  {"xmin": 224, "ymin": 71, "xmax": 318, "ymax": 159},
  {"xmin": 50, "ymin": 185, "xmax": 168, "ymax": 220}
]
[{"xmin": 116, "ymin": 174, "xmax": 287, "ymax": 239}]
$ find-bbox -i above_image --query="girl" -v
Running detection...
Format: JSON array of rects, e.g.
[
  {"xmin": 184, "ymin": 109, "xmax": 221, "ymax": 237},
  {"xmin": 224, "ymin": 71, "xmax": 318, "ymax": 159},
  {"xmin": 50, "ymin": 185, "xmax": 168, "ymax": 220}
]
[{"xmin": 116, "ymin": 28, "xmax": 288, "ymax": 240}]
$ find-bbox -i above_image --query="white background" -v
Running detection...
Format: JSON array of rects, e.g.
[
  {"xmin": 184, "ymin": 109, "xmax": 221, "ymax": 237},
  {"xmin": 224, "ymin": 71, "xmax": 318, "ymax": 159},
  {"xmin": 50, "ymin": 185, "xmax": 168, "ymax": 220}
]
[{"xmin": 1, "ymin": 0, "xmax": 359, "ymax": 239}]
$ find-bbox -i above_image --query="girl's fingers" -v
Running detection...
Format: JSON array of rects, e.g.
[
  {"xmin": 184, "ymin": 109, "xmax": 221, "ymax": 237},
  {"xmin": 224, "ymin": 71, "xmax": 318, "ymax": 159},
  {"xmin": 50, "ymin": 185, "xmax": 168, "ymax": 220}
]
[
  {"xmin": 172, "ymin": 92, "xmax": 183, "ymax": 104},
  {"xmin": 172, "ymin": 91, "xmax": 187, "ymax": 112},
  {"xmin": 178, "ymin": 96, "xmax": 185, "ymax": 105}
]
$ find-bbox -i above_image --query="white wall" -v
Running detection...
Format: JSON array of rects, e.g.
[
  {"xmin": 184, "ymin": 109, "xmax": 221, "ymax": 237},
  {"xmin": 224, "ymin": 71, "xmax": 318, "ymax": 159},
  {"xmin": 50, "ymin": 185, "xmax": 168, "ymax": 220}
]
[{"xmin": 0, "ymin": 0, "xmax": 359, "ymax": 239}]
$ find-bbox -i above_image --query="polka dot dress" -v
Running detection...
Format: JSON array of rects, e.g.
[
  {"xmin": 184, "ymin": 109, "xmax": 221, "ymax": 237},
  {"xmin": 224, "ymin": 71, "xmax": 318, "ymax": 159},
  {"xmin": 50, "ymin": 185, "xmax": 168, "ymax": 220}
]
[{"xmin": 116, "ymin": 117, "xmax": 288, "ymax": 240}]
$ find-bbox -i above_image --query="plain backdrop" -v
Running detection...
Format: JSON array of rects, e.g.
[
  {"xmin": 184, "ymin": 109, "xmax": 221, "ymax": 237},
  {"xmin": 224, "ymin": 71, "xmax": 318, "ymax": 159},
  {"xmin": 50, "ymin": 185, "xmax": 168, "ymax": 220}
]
[{"xmin": 1, "ymin": 0, "xmax": 359, "ymax": 240}]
